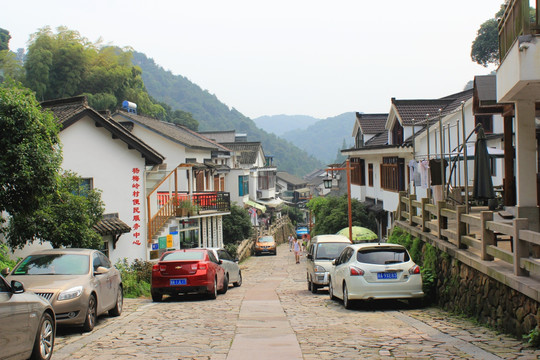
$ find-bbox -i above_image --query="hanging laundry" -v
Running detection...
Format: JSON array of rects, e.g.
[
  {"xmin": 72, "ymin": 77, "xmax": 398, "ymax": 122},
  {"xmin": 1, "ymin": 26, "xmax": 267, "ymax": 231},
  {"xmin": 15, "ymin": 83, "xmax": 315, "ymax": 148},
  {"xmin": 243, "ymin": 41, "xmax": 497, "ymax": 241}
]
[
  {"xmin": 419, "ymin": 160, "xmax": 429, "ymax": 188},
  {"xmin": 408, "ymin": 160, "xmax": 421, "ymax": 186},
  {"xmin": 429, "ymin": 158, "xmax": 448, "ymax": 186}
]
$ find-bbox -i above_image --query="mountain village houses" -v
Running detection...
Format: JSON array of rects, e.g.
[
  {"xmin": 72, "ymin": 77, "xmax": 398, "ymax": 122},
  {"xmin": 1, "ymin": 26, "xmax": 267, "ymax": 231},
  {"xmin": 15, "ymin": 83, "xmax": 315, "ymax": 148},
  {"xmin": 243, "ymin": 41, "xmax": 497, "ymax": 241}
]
[{"xmin": 7, "ymin": 98, "xmax": 278, "ymax": 264}]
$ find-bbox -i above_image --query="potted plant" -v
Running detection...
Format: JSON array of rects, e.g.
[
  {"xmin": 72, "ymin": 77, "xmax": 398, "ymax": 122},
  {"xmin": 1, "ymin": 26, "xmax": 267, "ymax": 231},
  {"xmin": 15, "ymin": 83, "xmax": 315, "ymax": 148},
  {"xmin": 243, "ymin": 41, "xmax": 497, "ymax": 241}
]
[{"xmin": 174, "ymin": 199, "xmax": 192, "ymax": 217}]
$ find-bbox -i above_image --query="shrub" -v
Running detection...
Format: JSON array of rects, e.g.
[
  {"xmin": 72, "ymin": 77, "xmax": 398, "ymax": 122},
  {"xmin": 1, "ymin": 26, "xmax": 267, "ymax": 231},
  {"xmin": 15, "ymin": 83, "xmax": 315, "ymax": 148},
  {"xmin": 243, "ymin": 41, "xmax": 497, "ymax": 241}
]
[
  {"xmin": 115, "ymin": 258, "xmax": 152, "ymax": 298},
  {"xmin": 0, "ymin": 243, "xmax": 17, "ymax": 270}
]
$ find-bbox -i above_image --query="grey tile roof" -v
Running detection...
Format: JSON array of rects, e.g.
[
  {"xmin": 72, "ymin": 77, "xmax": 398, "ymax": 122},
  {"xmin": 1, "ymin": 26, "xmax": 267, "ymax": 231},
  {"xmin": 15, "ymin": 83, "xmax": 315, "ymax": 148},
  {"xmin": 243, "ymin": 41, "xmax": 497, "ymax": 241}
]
[
  {"xmin": 364, "ymin": 131, "xmax": 389, "ymax": 147},
  {"xmin": 114, "ymin": 110, "xmax": 220, "ymax": 151},
  {"xmin": 392, "ymin": 89, "xmax": 473, "ymax": 126},
  {"xmin": 277, "ymin": 171, "xmax": 307, "ymax": 186},
  {"xmin": 220, "ymin": 142, "xmax": 262, "ymax": 165},
  {"xmin": 198, "ymin": 130, "xmax": 236, "ymax": 143},
  {"xmin": 93, "ymin": 216, "xmax": 131, "ymax": 236},
  {"xmin": 356, "ymin": 113, "xmax": 388, "ymax": 134},
  {"xmin": 41, "ymin": 97, "xmax": 164, "ymax": 166}
]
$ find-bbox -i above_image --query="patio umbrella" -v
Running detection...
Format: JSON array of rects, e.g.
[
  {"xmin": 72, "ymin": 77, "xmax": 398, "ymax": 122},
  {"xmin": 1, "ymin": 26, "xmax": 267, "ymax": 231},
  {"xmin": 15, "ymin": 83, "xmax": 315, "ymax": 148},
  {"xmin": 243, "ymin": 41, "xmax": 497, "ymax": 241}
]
[
  {"xmin": 336, "ymin": 226, "xmax": 378, "ymax": 242},
  {"xmin": 472, "ymin": 127, "xmax": 495, "ymax": 201}
]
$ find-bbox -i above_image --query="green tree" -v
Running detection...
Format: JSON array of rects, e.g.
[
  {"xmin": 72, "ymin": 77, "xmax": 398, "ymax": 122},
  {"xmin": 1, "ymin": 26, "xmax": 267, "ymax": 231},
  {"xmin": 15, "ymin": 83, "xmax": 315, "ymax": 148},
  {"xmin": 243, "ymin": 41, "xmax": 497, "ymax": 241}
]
[
  {"xmin": 0, "ymin": 28, "xmax": 10, "ymax": 51},
  {"xmin": 307, "ymin": 195, "xmax": 376, "ymax": 236},
  {"xmin": 0, "ymin": 50, "xmax": 24, "ymax": 82},
  {"xmin": 222, "ymin": 203, "xmax": 253, "ymax": 243},
  {"xmin": 282, "ymin": 205, "xmax": 304, "ymax": 226}
]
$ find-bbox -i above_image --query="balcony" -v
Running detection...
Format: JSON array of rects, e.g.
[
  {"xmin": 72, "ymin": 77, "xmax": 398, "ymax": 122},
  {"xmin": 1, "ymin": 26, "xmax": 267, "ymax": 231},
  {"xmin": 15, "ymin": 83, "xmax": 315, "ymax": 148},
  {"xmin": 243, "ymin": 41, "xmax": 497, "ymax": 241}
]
[{"xmin": 497, "ymin": 0, "xmax": 540, "ymax": 102}]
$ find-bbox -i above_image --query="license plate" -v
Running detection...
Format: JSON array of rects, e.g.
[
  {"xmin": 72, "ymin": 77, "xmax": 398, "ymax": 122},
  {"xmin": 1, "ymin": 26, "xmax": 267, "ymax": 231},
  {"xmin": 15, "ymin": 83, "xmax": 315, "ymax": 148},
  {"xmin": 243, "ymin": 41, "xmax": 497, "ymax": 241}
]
[
  {"xmin": 377, "ymin": 272, "xmax": 397, "ymax": 280},
  {"xmin": 170, "ymin": 279, "xmax": 187, "ymax": 285}
]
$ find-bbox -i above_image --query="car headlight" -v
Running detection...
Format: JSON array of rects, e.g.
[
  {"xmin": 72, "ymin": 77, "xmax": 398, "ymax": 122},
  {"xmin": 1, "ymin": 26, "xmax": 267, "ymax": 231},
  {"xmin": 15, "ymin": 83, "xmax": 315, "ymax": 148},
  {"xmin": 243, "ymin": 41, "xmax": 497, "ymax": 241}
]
[
  {"xmin": 58, "ymin": 286, "xmax": 83, "ymax": 301},
  {"xmin": 314, "ymin": 265, "xmax": 326, "ymax": 273}
]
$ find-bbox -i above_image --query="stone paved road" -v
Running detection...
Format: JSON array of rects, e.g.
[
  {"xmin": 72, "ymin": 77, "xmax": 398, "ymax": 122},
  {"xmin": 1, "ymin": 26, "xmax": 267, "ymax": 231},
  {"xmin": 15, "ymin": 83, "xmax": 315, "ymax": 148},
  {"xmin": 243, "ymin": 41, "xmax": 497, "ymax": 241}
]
[{"xmin": 53, "ymin": 244, "xmax": 540, "ymax": 359}]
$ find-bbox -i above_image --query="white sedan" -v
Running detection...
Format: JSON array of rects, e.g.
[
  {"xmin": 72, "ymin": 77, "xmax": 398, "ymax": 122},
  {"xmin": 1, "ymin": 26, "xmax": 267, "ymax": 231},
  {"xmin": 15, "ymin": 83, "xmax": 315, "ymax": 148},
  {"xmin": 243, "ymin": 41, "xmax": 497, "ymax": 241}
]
[{"xmin": 328, "ymin": 243, "xmax": 424, "ymax": 309}]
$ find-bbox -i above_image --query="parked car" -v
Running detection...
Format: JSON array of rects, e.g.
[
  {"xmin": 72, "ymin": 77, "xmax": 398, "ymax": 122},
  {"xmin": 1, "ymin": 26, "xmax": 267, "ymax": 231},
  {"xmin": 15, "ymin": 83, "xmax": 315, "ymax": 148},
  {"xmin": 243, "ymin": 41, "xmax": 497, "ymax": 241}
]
[
  {"xmin": 0, "ymin": 274, "xmax": 55, "ymax": 360},
  {"xmin": 328, "ymin": 243, "xmax": 424, "ymax": 309},
  {"xmin": 206, "ymin": 247, "xmax": 242, "ymax": 287},
  {"xmin": 253, "ymin": 235, "xmax": 277, "ymax": 256},
  {"xmin": 4, "ymin": 248, "xmax": 123, "ymax": 332},
  {"xmin": 305, "ymin": 234, "xmax": 351, "ymax": 293},
  {"xmin": 151, "ymin": 248, "xmax": 227, "ymax": 302}
]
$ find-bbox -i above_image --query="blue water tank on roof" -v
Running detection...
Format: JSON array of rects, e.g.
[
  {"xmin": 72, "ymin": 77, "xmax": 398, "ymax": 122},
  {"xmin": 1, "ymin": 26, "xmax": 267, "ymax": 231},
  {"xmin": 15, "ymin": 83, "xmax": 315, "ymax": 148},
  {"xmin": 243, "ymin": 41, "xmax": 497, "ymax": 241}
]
[{"xmin": 122, "ymin": 100, "xmax": 137, "ymax": 114}]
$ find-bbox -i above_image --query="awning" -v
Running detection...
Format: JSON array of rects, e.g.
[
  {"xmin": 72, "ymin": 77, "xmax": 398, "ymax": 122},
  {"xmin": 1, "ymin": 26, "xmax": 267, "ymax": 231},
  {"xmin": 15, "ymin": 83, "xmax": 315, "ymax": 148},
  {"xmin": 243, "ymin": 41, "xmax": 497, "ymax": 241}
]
[
  {"xmin": 93, "ymin": 216, "xmax": 131, "ymax": 236},
  {"xmin": 256, "ymin": 198, "xmax": 284, "ymax": 209},
  {"xmin": 244, "ymin": 199, "xmax": 266, "ymax": 212},
  {"xmin": 294, "ymin": 187, "xmax": 311, "ymax": 194}
]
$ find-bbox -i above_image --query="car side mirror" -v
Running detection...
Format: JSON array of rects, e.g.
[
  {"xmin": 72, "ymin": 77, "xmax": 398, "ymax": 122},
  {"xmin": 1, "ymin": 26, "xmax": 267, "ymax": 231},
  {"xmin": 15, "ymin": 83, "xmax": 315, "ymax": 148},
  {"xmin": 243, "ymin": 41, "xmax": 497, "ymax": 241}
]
[
  {"xmin": 94, "ymin": 266, "xmax": 109, "ymax": 275},
  {"xmin": 219, "ymin": 260, "xmax": 223, "ymax": 265},
  {"xmin": 331, "ymin": 259, "xmax": 336, "ymax": 266},
  {"xmin": 11, "ymin": 280, "xmax": 24, "ymax": 294},
  {"xmin": 1, "ymin": 267, "xmax": 10, "ymax": 276},
  {"xmin": 234, "ymin": 258, "xmax": 239, "ymax": 263},
  {"xmin": 306, "ymin": 254, "xmax": 313, "ymax": 260}
]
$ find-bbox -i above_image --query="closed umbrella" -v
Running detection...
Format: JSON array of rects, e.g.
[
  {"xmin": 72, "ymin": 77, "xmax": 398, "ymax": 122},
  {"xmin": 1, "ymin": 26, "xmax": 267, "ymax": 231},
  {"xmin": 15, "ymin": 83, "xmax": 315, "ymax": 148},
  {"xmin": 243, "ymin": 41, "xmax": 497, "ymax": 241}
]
[
  {"xmin": 336, "ymin": 226, "xmax": 378, "ymax": 242},
  {"xmin": 472, "ymin": 127, "xmax": 495, "ymax": 201}
]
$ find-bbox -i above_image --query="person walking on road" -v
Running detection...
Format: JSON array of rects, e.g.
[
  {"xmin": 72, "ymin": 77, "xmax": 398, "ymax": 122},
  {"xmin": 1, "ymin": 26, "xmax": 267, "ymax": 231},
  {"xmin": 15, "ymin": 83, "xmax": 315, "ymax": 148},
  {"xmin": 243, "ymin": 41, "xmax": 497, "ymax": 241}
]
[
  {"xmin": 293, "ymin": 237, "xmax": 301, "ymax": 264},
  {"xmin": 288, "ymin": 234, "xmax": 294, "ymax": 252}
]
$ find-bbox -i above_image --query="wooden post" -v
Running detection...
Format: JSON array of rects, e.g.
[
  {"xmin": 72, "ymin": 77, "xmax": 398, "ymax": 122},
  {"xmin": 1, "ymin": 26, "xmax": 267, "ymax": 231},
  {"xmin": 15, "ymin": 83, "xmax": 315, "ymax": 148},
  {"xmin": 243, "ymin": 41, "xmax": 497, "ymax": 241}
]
[
  {"xmin": 456, "ymin": 205, "xmax": 467, "ymax": 249},
  {"xmin": 513, "ymin": 218, "xmax": 529, "ymax": 276},
  {"xmin": 408, "ymin": 194, "xmax": 417, "ymax": 226},
  {"xmin": 481, "ymin": 211, "xmax": 494, "ymax": 261},
  {"xmin": 398, "ymin": 191, "xmax": 407, "ymax": 221},
  {"xmin": 421, "ymin": 198, "xmax": 429, "ymax": 232},
  {"xmin": 437, "ymin": 201, "xmax": 446, "ymax": 239}
]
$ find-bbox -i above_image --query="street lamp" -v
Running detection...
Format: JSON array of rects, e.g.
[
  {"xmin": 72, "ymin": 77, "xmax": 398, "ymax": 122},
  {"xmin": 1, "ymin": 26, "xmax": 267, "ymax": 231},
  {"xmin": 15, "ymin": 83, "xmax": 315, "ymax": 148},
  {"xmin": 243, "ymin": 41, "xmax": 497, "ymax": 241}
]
[{"xmin": 324, "ymin": 159, "xmax": 353, "ymax": 242}]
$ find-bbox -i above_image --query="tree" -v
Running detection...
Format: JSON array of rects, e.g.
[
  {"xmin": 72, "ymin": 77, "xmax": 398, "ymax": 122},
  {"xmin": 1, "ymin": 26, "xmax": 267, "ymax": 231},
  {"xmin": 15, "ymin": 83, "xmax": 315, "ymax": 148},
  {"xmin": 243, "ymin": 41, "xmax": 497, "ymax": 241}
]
[
  {"xmin": 0, "ymin": 83, "xmax": 61, "ymax": 219},
  {"xmin": 307, "ymin": 195, "xmax": 377, "ymax": 236},
  {"xmin": 222, "ymin": 203, "xmax": 253, "ymax": 243},
  {"xmin": 0, "ymin": 28, "xmax": 10, "ymax": 51}
]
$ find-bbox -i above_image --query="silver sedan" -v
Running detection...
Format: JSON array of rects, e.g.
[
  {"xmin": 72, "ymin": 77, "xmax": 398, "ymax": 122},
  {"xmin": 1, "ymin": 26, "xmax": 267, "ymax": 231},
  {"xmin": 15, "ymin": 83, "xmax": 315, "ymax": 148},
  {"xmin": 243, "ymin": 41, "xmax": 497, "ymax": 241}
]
[
  {"xmin": 206, "ymin": 247, "xmax": 242, "ymax": 288},
  {"xmin": 328, "ymin": 243, "xmax": 424, "ymax": 309}
]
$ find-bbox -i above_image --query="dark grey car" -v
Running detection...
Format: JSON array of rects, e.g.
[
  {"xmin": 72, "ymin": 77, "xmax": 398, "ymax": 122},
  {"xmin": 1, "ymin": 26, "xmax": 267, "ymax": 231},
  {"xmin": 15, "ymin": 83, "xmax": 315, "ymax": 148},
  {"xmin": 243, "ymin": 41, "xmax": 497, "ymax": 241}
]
[{"xmin": 0, "ymin": 274, "xmax": 55, "ymax": 360}]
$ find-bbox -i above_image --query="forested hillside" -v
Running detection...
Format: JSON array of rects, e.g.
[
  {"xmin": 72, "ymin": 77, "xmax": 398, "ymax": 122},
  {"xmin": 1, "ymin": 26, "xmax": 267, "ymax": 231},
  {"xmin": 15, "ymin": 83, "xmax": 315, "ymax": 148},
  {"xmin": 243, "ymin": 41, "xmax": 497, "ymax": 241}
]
[
  {"xmin": 133, "ymin": 52, "xmax": 322, "ymax": 176},
  {"xmin": 253, "ymin": 114, "xmax": 319, "ymax": 136},
  {"xmin": 281, "ymin": 112, "xmax": 355, "ymax": 164}
]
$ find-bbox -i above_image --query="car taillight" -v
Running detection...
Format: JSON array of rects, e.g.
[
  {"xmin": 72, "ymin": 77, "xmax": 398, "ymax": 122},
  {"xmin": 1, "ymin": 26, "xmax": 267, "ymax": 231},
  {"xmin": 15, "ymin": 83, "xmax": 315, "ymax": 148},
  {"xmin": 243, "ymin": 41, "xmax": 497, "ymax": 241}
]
[
  {"xmin": 160, "ymin": 265, "xmax": 166, "ymax": 272},
  {"xmin": 198, "ymin": 262, "xmax": 207, "ymax": 270},
  {"xmin": 349, "ymin": 266, "xmax": 364, "ymax": 276},
  {"xmin": 409, "ymin": 265, "xmax": 421, "ymax": 274},
  {"xmin": 152, "ymin": 264, "xmax": 160, "ymax": 272}
]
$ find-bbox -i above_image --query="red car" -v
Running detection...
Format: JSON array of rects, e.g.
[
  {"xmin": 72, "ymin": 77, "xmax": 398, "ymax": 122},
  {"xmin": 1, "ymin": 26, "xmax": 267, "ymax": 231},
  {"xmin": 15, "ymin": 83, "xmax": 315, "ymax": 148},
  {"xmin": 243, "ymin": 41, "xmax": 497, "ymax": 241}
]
[{"xmin": 151, "ymin": 249, "xmax": 227, "ymax": 302}]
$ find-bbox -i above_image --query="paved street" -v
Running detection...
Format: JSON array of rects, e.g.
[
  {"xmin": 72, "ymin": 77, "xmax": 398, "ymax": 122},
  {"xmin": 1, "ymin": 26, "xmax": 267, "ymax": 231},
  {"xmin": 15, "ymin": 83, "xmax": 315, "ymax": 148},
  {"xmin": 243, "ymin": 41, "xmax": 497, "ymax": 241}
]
[{"xmin": 53, "ymin": 244, "xmax": 540, "ymax": 359}]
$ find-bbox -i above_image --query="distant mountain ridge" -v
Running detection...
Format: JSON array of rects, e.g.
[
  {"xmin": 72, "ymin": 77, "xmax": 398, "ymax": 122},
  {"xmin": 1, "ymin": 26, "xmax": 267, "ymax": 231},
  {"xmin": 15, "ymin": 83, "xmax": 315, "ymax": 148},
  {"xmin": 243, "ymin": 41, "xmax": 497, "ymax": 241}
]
[
  {"xmin": 132, "ymin": 52, "xmax": 322, "ymax": 176},
  {"xmin": 253, "ymin": 114, "xmax": 320, "ymax": 136}
]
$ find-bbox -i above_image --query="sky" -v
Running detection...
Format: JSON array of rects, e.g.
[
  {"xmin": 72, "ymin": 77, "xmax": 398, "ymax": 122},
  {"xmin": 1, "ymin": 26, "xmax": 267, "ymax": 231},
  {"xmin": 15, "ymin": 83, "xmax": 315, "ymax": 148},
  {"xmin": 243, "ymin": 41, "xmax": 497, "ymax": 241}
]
[{"xmin": 2, "ymin": 0, "xmax": 502, "ymax": 119}]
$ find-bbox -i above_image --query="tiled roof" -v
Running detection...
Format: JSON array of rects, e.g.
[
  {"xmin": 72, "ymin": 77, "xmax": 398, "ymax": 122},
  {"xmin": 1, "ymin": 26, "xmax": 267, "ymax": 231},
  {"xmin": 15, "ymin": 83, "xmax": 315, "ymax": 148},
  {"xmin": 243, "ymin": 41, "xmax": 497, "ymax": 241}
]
[
  {"xmin": 356, "ymin": 113, "xmax": 388, "ymax": 134},
  {"xmin": 41, "ymin": 97, "xmax": 164, "ymax": 166},
  {"xmin": 392, "ymin": 89, "xmax": 473, "ymax": 126},
  {"xmin": 93, "ymin": 216, "xmax": 131, "ymax": 236},
  {"xmin": 277, "ymin": 171, "xmax": 307, "ymax": 186},
  {"xmin": 474, "ymin": 75, "xmax": 497, "ymax": 105},
  {"xmin": 220, "ymin": 142, "xmax": 262, "ymax": 165},
  {"xmin": 198, "ymin": 130, "xmax": 236, "ymax": 143},
  {"xmin": 114, "ymin": 110, "xmax": 220, "ymax": 151},
  {"xmin": 364, "ymin": 131, "xmax": 389, "ymax": 147}
]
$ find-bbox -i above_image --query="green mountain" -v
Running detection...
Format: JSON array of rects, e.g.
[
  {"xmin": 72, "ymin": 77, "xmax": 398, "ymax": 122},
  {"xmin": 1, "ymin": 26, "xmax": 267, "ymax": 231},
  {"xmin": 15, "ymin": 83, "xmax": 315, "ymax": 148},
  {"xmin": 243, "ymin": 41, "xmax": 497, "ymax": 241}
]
[
  {"xmin": 253, "ymin": 114, "xmax": 319, "ymax": 136},
  {"xmin": 132, "ymin": 52, "xmax": 322, "ymax": 177},
  {"xmin": 281, "ymin": 112, "xmax": 356, "ymax": 164}
]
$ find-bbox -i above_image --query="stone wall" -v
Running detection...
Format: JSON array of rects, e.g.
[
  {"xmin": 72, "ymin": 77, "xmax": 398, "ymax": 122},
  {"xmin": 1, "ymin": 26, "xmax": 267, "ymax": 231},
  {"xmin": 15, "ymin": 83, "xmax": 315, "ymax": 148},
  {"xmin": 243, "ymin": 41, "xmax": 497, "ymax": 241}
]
[{"xmin": 435, "ymin": 255, "xmax": 539, "ymax": 338}]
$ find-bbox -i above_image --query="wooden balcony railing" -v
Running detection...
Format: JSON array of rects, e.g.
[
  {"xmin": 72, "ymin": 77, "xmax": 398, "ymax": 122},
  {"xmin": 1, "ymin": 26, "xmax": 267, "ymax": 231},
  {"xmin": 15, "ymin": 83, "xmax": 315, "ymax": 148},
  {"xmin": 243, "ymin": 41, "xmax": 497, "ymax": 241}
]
[{"xmin": 498, "ymin": 0, "xmax": 539, "ymax": 61}]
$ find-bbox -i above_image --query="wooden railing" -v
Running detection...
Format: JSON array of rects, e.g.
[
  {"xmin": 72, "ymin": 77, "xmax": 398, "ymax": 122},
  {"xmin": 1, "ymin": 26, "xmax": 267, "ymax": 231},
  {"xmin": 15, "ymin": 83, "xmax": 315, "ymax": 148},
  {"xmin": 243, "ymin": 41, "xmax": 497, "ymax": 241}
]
[
  {"xmin": 499, "ymin": 0, "xmax": 540, "ymax": 61},
  {"xmin": 397, "ymin": 192, "xmax": 540, "ymax": 277}
]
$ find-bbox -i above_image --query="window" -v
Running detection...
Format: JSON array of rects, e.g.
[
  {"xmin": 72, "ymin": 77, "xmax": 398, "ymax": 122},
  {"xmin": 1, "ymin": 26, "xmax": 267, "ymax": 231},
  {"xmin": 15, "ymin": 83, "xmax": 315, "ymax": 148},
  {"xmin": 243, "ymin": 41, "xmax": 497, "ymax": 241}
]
[
  {"xmin": 72, "ymin": 178, "xmax": 93, "ymax": 196},
  {"xmin": 475, "ymin": 115, "xmax": 493, "ymax": 134},
  {"xmin": 258, "ymin": 170, "xmax": 275, "ymax": 190},
  {"xmin": 391, "ymin": 119, "xmax": 404, "ymax": 145},
  {"xmin": 350, "ymin": 158, "xmax": 365, "ymax": 186},
  {"xmin": 238, "ymin": 175, "xmax": 249, "ymax": 196},
  {"xmin": 380, "ymin": 157, "xmax": 405, "ymax": 192},
  {"xmin": 356, "ymin": 248, "xmax": 410, "ymax": 265},
  {"xmin": 355, "ymin": 131, "xmax": 364, "ymax": 148},
  {"xmin": 368, "ymin": 163, "xmax": 374, "ymax": 187}
]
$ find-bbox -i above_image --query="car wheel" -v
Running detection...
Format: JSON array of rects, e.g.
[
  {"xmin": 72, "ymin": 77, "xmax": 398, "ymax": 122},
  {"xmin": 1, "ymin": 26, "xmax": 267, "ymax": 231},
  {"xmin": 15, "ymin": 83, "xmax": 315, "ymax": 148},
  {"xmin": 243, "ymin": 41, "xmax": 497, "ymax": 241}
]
[
  {"xmin": 151, "ymin": 290, "xmax": 163, "ymax": 302},
  {"xmin": 233, "ymin": 271, "xmax": 242, "ymax": 287},
  {"xmin": 311, "ymin": 280, "xmax": 319, "ymax": 294},
  {"xmin": 30, "ymin": 312, "xmax": 55, "ymax": 360},
  {"xmin": 208, "ymin": 277, "xmax": 217, "ymax": 299},
  {"xmin": 109, "ymin": 285, "xmax": 123, "ymax": 316},
  {"xmin": 343, "ymin": 283, "xmax": 353, "ymax": 310},
  {"xmin": 218, "ymin": 274, "xmax": 229, "ymax": 294},
  {"xmin": 82, "ymin": 294, "xmax": 97, "ymax": 332},
  {"xmin": 329, "ymin": 278, "xmax": 336, "ymax": 300},
  {"xmin": 307, "ymin": 276, "xmax": 312, "ymax": 292}
]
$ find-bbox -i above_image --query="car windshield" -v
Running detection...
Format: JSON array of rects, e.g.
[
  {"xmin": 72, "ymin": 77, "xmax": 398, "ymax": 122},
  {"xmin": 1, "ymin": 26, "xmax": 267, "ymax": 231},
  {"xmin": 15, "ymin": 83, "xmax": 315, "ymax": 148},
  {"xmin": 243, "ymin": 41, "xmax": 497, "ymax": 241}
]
[
  {"xmin": 258, "ymin": 237, "xmax": 274, "ymax": 243},
  {"xmin": 316, "ymin": 243, "xmax": 349, "ymax": 260},
  {"xmin": 356, "ymin": 248, "xmax": 410, "ymax": 265},
  {"xmin": 12, "ymin": 254, "xmax": 90, "ymax": 275},
  {"xmin": 162, "ymin": 251, "xmax": 204, "ymax": 261}
]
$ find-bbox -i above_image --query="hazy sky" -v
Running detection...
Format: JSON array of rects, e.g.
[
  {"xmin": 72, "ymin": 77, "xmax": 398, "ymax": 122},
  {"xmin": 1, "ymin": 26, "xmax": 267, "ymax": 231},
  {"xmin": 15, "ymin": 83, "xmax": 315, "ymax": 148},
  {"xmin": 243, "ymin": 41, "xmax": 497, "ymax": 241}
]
[{"xmin": 3, "ymin": 0, "xmax": 502, "ymax": 119}]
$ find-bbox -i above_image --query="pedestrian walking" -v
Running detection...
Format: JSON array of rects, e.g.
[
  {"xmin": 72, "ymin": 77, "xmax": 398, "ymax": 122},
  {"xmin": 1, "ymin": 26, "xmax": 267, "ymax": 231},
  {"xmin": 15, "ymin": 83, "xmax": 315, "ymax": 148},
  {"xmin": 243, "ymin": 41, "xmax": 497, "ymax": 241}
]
[
  {"xmin": 293, "ymin": 237, "xmax": 301, "ymax": 264},
  {"xmin": 288, "ymin": 234, "xmax": 294, "ymax": 252}
]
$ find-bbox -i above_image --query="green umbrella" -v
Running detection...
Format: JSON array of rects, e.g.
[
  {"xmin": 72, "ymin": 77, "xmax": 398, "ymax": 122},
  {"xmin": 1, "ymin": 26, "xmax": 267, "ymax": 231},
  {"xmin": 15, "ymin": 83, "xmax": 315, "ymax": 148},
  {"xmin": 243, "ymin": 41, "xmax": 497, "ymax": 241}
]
[{"xmin": 336, "ymin": 226, "xmax": 378, "ymax": 242}]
